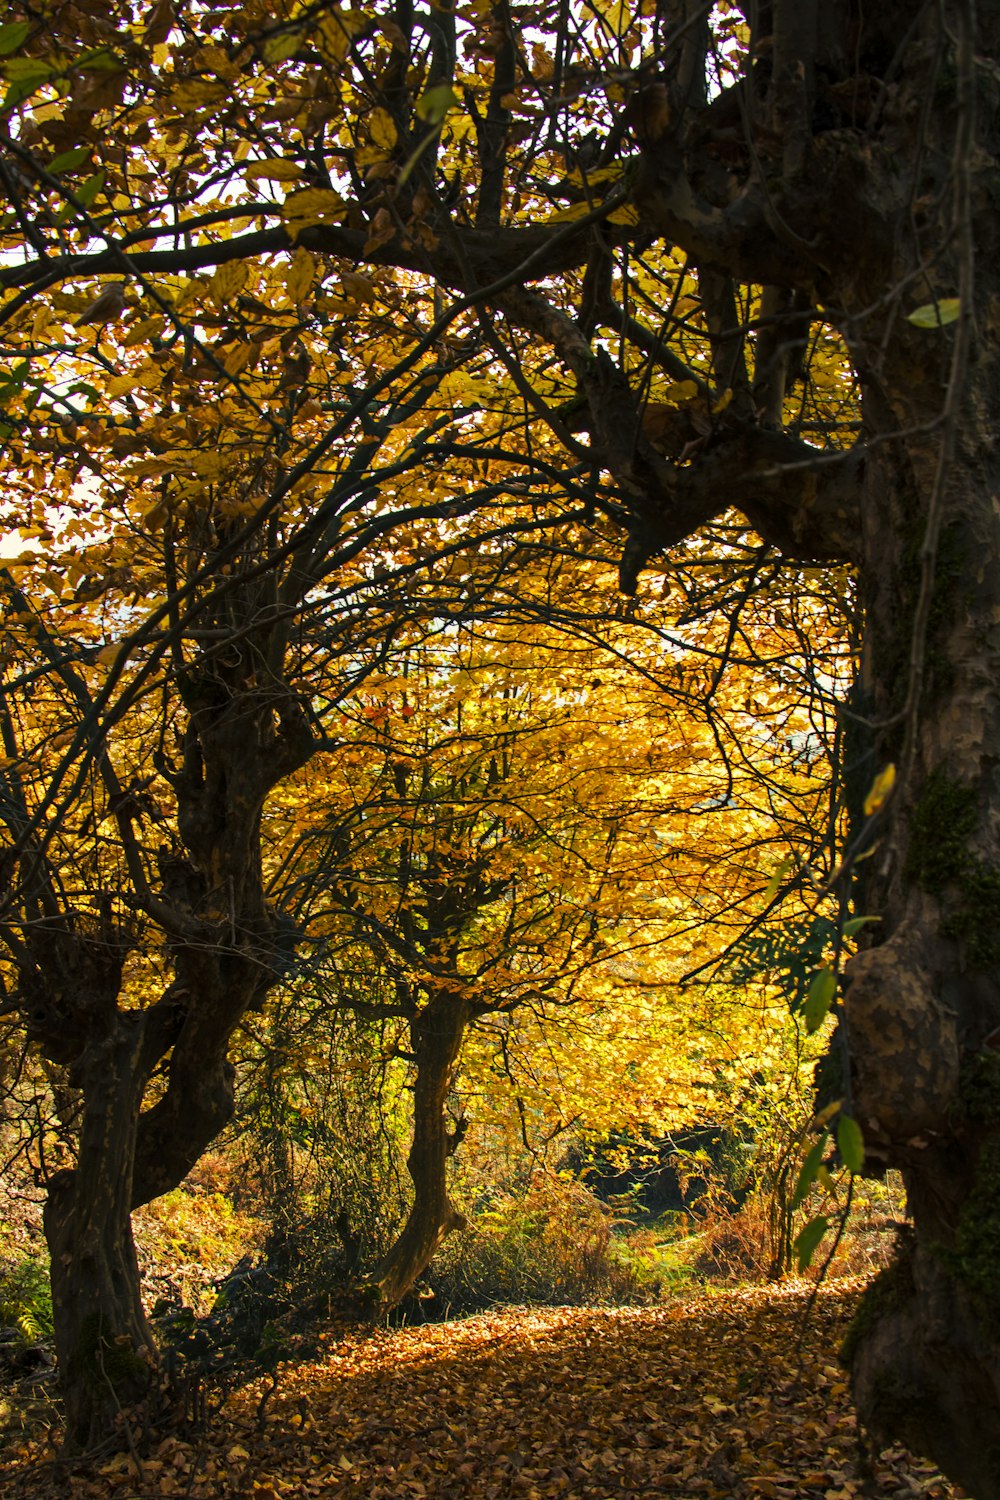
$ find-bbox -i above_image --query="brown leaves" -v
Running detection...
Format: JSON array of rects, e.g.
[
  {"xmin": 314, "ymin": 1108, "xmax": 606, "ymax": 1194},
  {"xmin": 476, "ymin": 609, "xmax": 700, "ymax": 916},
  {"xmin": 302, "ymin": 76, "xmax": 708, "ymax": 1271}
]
[
  {"xmin": 2, "ymin": 1280, "xmax": 956, "ymax": 1499},
  {"xmin": 250, "ymin": 1285, "xmax": 952, "ymax": 1500}
]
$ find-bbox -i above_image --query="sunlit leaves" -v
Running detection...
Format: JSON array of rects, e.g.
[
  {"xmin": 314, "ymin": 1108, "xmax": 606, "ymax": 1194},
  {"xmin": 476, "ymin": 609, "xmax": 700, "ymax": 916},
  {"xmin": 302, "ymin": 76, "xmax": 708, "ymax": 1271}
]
[
  {"xmin": 791, "ymin": 1133, "xmax": 829, "ymax": 1210},
  {"xmin": 907, "ymin": 298, "xmax": 961, "ymax": 328},
  {"xmin": 863, "ymin": 763, "xmax": 896, "ymax": 816},
  {"xmin": 416, "ymin": 83, "xmax": 460, "ymax": 124},
  {"xmin": 0, "ymin": 1, "xmax": 870, "ymax": 1392},
  {"xmin": 243, "ymin": 159, "xmax": 304, "ymax": 183},
  {"xmin": 836, "ymin": 1114, "xmax": 865, "ymax": 1175},
  {"xmin": 793, "ymin": 1213, "xmax": 830, "ymax": 1271}
]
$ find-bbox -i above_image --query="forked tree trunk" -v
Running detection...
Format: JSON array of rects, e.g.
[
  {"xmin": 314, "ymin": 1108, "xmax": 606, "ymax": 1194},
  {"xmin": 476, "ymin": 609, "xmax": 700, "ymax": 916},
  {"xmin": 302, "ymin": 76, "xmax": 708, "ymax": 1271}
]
[
  {"xmin": 42, "ymin": 1016, "xmax": 157, "ymax": 1451},
  {"xmin": 372, "ymin": 996, "xmax": 469, "ymax": 1307}
]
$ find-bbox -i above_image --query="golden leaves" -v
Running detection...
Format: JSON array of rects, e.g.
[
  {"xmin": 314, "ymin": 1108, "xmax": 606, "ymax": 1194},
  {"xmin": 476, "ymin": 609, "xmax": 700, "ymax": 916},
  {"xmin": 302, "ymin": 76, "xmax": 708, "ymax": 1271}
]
[
  {"xmin": 368, "ymin": 108, "xmax": 397, "ymax": 151},
  {"xmin": 183, "ymin": 1288, "xmax": 942, "ymax": 1500},
  {"xmin": 210, "ymin": 262, "xmax": 250, "ymax": 304},
  {"xmin": 280, "ymin": 187, "xmax": 345, "ymax": 234},
  {"xmin": 285, "ymin": 247, "xmax": 317, "ymax": 305},
  {"xmin": 243, "ymin": 158, "xmax": 304, "ymax": 184},
  {"xmin": 862, "ymin": 763, "xmax": 896, "ymax": 817}
]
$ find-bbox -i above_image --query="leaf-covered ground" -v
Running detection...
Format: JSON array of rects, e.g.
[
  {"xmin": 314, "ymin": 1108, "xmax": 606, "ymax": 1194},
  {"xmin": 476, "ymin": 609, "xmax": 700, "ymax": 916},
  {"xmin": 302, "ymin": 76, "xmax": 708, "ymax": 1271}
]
[{"xmin": 1, "ymin": 1278, "xmax": 959, "ymax": 1499}]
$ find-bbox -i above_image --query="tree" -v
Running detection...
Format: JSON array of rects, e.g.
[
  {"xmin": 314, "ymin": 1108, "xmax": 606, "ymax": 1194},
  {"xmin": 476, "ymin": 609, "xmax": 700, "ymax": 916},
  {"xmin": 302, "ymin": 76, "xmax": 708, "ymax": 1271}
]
[
  {"xmin": 271, "ymin": 617, "xmax": 775, "ymax": 1303},
  {"xmin": 238, "ymin": 595, "xmax": 841, "ymax": 1309},
  {"xmin": 0, "ymin": 0, "xmax": 995, "ymax": 1487}
]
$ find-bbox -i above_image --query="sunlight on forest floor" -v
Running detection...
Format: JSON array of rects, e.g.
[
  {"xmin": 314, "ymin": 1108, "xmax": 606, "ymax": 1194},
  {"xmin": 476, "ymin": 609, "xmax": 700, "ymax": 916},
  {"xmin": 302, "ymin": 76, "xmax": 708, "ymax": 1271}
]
[{"xmin": 0, "ymin": 1278, "xmax": 957, "ymax": 1499}]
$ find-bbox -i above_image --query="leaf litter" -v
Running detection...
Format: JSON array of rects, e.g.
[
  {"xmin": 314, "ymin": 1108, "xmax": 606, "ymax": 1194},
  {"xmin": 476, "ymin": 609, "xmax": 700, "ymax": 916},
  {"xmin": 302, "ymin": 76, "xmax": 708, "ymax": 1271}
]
[{"xmin": 0, "ymin": 1277, "xmax": 959, "ymax": 1499}]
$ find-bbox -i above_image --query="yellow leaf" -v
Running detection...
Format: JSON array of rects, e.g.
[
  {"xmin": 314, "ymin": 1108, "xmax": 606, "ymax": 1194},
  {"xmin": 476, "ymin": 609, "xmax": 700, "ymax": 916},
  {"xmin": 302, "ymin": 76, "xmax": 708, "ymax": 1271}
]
[
  {"xmin": 281, "ymin": 188, "xmax": 344, "ymax": 231},
  {"xmin": 210, "ymin": 261, "xmax": 250, "ymax": 303},
  {"xmin": 122, "ymin": 315, "xmax": 166, "ymax": 347},
  {"xmin": 340, "ymin": 271, "xmax": 377, "ymax": 303},
  {"xmin": 863, "ymin": 762, "xmax": 896, "ymax": 816},
  {"xmin": 262, "ymin": 28, "xmax": 302, "ymax": 63},
  {"xmin": 243, "ymin": 157, "xmax": 303, "ymax": 183},
  {"xmin": 106, "ymin": 372, "xmax": 140, "ymax": 396},
  {"xmin": 222, "ymin": 342, "xmax": 254, "ymax": 376},
  {"xmin": 318, "ymin": 8, "xmax": 365, "ymax": 62},
  {"xmin": 368, "ymin": 108, "xmax": 398, "ymax": 150},
  {"xmin": 169, "ymin": 80, "xmax": 227, "ymax": 109},
  {"xmin": 285, "ymin": 247, "xmax": 316, "ymax": 304},
  {"xmin": 30, "ymin": 304, "xmax": 52, "ymax": 340},
  {"xmin": 545, "ymin": 200, "xmax": 591, "ymax": 224}
]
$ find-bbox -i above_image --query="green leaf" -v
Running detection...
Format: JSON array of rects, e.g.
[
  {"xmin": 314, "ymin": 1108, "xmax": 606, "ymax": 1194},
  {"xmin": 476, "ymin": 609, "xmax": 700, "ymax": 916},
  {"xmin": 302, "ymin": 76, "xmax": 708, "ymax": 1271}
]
[
  {"xmin": 794, "ymin": 1214, "xmax": 830, "ymax": 1272},
  {"xmin": 49, "ymin": 146, "xmax": 91, "ymax": 173},
  {"xmin": 416, "ymin": 83, "xmax": 460, "ymax": 124},
  {"xmin": 77, "ymin": 45, "xmax": 124, "ymax": 72},
  {"xmin": 75, "ymin": 169, "xmax": 106, "ymax": 208},
  {"xmin": 763, "ymin": 854, "xmax": 793, "ymax": 903},
  {"xmin": 0, "ymin": 21, "xmax": 31, "ymax": 55},
  {"xmin": 262, "ymin": 29, "xmax": 303, "ymax": 64},
  {"xmin": 398, "ymin": 86, "xmax": 462, "ymax": 188},
  {"xmin": 804, "ymin": 967, "xmax": 837, "ymax": 1034},
  {"xmin": 791, "ymin": 1133, "xmax": 828, "ymax": 1210},
  {"xmin": 907, "ymin": 297, "xmax": 961, "ymax": 328},
  {"xmin": 3, "ymin": 77, "xmax": 44, "ymax": 109},
  {"xmin": 837, "ymin": 1114, "xmax": 865, "ymax": 1174},
  {"xmin": 842, "ymin": 915, "xmax": 880, "ymax": 938},
  {"xmin": 1, "ymin": 56, "xmax": 54, "ymax": 81}
]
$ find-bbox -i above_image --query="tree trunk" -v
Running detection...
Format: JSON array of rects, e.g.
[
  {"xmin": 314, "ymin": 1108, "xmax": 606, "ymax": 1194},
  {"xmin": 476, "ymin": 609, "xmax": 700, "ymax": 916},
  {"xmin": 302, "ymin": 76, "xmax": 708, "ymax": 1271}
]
[
  {"xmin": 842, "ymin": 342, "xmax": 1000, "ymax": 1494},
  {"xmin": 372, "ymin": 997, "xmax": 469, "ymax": 1307},
  {"xmin": 43, "ymin": 1015, "xmax": 157, "ymax": 1452}
]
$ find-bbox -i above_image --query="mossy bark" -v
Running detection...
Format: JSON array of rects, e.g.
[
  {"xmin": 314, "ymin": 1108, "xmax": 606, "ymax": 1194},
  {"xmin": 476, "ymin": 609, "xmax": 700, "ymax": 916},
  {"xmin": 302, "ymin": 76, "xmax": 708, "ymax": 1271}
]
[{"xmin": 842, "ymin": 304, "xmax": 1000, "ymax": 1499}]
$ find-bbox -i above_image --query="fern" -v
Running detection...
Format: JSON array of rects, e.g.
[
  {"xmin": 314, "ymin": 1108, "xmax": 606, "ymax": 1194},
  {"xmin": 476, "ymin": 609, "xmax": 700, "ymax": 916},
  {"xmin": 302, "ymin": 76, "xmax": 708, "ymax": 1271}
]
[{"xmin": 0, "ymin": 1259, "xmax": 53, "ymax": 1345}]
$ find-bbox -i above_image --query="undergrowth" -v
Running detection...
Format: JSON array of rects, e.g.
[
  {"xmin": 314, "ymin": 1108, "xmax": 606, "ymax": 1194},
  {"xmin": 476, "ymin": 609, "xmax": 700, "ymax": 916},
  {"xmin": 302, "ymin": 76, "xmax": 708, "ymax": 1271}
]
[
  {"xmin": 0, "ymin": 1261, "xmax": 52, "ymax": 1346},
  {"xmin": 423, "ymin": 1171, "xmax": 692, "ymax": 1316}
]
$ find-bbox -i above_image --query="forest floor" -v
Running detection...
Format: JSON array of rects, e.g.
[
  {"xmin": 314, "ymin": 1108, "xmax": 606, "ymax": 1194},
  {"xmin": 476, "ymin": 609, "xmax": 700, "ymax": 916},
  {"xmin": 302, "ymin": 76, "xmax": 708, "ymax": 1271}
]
[{"xmin": 0, "ymin": 1276, "xmax": 960, "ymax": 1500}]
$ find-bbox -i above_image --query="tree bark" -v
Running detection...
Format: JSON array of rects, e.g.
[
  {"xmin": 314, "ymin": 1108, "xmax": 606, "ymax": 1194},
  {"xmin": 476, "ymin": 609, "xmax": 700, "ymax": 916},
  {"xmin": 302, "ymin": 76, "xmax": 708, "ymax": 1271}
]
[
  {"xmin": 43, "ymin": 1015, "xmax": 157, "ymax": 1451},
  {"xmin": 372, "ymin": 996, "xmax": 469, "ymax": 1307},
  {"xmin": 617, "ymin": 3, "xmax": 1000, "ymax": 1485},
  {"xmin": 841, "ymin": 353, "xmax": 1000, "ymax": 1495}
]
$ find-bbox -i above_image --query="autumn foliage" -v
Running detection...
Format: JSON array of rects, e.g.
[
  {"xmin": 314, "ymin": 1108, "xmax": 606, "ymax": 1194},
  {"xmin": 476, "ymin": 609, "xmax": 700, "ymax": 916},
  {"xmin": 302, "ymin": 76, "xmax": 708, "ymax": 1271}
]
[{"xmin": 0, "ymin": 0, "xmax": 997, "ymax": 1491}]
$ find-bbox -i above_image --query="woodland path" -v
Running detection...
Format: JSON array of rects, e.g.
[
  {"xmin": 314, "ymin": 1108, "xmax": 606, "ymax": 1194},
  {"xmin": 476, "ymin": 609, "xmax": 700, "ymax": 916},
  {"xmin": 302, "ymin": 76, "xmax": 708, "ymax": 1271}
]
[{"xmin": 1, "ymin": 1279, "xmax": 958, "ymax": 1499}]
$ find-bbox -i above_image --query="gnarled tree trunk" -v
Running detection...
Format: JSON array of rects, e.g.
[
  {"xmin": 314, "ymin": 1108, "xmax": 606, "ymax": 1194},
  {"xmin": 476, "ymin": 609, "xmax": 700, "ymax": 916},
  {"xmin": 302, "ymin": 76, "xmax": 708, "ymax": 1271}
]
[
  {"xmin": 20, "ymin": 627, "xmax": 313, "ymax": 1449},
  {"xmin": 43, "ymin": 1016, "xmax": 156, "ymax": 1451},
  {"xmin": 372, "ymin": 995, "xmax": 469, "ymax": 1307},
  {"xmin": 619, "ymin": 4, "xmax": 1000, "ymax": 1487},
  {"xmin": 842, "ymin": 359, "xmax": 1000, "ymax": 1496}
]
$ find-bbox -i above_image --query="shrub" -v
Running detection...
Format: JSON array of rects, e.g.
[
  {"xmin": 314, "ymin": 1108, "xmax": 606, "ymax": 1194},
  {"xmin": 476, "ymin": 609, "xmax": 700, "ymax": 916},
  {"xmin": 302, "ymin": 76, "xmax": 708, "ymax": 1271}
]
[
  {"xmin": 424, "ymin": 1171, "xmax": 686, "ymax": 1315},
  {"xmin": 0, "ymin": 1258, "xmax": 52, "ymax": 1346}
]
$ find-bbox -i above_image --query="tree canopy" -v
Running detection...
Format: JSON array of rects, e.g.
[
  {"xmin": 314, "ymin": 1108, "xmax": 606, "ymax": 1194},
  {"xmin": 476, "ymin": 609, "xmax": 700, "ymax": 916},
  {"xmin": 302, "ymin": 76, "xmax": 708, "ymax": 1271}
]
[{"xmin": 0, "ymin": 1, "xmax": 997, "ymax": 1492}]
